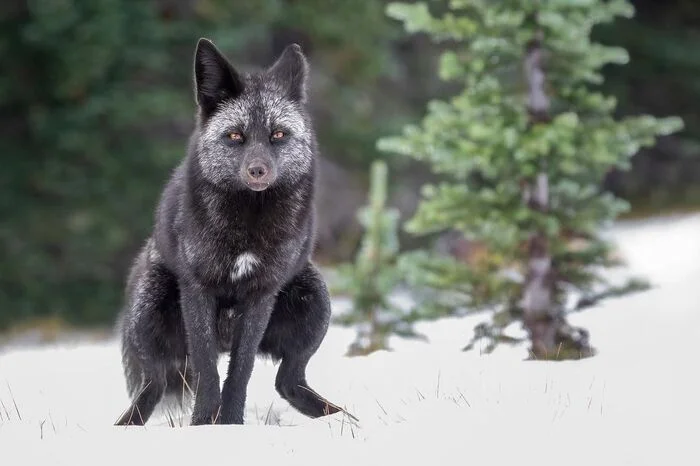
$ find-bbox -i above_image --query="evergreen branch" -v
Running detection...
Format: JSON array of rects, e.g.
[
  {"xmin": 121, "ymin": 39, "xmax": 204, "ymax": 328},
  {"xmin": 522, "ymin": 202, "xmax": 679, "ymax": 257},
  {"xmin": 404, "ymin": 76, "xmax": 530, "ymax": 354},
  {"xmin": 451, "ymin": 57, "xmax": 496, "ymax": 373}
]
[{"xmin": 570, "ymin": 277, "xmax": 651, "ymax": 312}]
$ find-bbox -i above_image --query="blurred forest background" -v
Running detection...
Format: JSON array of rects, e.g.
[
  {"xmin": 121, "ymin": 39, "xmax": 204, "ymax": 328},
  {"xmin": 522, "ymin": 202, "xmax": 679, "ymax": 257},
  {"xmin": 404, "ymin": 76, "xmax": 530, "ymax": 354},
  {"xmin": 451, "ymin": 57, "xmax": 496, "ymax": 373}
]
[{"xmin": 1, "ymin": 0, "xmax": 699, "ymax": 331}]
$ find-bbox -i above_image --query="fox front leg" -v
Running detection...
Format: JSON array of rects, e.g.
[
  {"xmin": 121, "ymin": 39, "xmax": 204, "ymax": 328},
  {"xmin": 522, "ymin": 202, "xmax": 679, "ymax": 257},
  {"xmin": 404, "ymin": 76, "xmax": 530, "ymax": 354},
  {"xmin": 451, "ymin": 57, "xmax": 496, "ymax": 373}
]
[
  {"xmin": 219, "ymin": 296, "xmax": 275, "ymax": 424},
  {"xmin": 180, "ymin": 281, "xmax": 222, "ymax": 425}
]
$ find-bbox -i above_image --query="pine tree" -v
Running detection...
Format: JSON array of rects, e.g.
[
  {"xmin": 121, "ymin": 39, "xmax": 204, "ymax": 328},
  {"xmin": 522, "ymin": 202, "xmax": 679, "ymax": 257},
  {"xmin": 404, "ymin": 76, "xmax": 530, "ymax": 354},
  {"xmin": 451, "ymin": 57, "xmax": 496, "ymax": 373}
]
[
  {"xmin": 333, "ymin": 160, "xmax": 415, "ymax": 356},
  {"xmin": 378, "ymin": 0, "xmax": 683, "ymax": 359}
]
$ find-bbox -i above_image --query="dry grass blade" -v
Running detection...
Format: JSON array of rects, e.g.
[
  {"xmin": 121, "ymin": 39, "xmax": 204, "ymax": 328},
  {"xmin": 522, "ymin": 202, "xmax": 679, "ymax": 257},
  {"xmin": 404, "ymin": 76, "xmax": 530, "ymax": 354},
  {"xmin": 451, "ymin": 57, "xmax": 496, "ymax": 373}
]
[
  {"xmin": 115, "ymin": 380, "xmax": 151, "ymax": 426},
  {"xmin": 211, "ymin": 405, "xmax": 222, "ymax": 424},
  {"xmin": 6, "ymin": 383, "xmax": 21, "ymax": 420},
  {"xmin": 179, "ymin": 356, "xmax": 195, "ymax": 400},
  {"xmin": 135, "ymin": 405, "xmax": 144, "ymax": 426},
  {"xmin": 264, "ymin": 402, "xmax": 275, "ymax": 426},
  {"xmin": 48, "ymin": 410, "xmax": 56, "ymax": 433},
  {"xmin": 375, "ymin": 399, "xmax": 388, "ymax": 415},
  {"xmin": 456, "ymin": 387, "xmax": 471, "ymax": 408}
]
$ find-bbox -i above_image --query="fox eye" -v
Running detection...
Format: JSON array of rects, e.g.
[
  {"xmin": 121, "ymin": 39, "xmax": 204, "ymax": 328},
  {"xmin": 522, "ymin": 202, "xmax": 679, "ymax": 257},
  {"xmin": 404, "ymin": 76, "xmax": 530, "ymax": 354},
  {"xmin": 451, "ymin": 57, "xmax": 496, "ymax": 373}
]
[
  {"xmin": 271, "ymin": 130, "xmax": 285, "ymax": 141},
  {"xmin": 228, "ymin": 132, "xmax": 244, "ymax": 142}
]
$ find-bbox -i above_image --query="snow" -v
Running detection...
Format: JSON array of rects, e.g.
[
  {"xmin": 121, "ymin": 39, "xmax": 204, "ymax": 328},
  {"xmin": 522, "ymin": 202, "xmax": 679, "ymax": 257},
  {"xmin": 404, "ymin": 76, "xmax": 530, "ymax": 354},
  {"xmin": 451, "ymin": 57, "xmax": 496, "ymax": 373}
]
[{"xmin": 1, "ymin": 213, "xmax": 699, "ymax": 465}]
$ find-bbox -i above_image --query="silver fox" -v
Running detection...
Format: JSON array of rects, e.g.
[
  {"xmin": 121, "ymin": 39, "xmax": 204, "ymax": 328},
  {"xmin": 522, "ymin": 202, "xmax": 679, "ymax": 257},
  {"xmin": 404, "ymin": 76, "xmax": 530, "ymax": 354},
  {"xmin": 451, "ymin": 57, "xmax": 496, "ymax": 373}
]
[{"xmin": 115, "ymin": 38, "xmax": 344, "ymax": 425}]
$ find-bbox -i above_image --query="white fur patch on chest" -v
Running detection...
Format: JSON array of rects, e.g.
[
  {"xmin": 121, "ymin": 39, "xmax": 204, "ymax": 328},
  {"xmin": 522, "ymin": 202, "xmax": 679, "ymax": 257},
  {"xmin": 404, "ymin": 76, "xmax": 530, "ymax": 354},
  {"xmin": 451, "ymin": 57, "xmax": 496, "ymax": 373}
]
[{"xmin": 231, "ymin": 252, "xmax": 260, "ymax": 280}]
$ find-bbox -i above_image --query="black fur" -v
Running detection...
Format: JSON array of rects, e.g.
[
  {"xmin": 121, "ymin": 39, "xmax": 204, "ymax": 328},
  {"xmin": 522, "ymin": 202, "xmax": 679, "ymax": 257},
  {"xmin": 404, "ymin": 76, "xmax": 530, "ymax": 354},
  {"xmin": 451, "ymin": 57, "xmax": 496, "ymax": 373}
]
[{"xmin": 115, "ymin": 39, "xmax": 342, "ymax": 426}]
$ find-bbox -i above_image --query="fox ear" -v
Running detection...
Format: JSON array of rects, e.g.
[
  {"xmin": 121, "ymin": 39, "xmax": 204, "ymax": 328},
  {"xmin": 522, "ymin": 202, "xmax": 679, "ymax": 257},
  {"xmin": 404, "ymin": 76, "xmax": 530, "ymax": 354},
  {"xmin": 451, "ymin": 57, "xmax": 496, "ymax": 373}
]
[
  {"xmin": 194, "ymin": 38, "xmax": 244, "ymax": 117},
  {"xmin": 267, "ymin": 44, "xmax": 308, "ymax": 103}
]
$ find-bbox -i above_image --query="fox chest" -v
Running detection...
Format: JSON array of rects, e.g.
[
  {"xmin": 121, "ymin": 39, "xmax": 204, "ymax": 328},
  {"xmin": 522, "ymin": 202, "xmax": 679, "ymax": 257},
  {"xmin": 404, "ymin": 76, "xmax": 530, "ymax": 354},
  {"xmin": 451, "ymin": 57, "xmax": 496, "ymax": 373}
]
[
  {"xmin": 181, "ymin": 236, "xmax": 297, "ymax": 290},
  {"xmin": 228, "ymin": 251, "xmax": 261, "ymax": 281}
]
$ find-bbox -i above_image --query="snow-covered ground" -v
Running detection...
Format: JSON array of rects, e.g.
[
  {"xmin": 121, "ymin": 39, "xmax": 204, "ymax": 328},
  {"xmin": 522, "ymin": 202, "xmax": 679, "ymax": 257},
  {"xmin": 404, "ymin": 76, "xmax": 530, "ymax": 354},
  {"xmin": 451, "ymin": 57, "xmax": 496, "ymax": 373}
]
[{"xmin": 1, "ymin": 213, "xmax": 698, "ymax": 465}]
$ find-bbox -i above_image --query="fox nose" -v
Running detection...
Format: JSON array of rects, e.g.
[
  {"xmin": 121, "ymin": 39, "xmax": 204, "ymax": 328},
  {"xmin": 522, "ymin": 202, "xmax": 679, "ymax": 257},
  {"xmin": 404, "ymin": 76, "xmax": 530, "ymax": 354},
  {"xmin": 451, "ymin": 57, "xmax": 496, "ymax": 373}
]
[
  {"xmin": 246, "ymin": 162, "xmax": 268, "ymax": 180},
  {"xmin": 243, "ymin": 158, "xmax": 276, "ymax": 191}
]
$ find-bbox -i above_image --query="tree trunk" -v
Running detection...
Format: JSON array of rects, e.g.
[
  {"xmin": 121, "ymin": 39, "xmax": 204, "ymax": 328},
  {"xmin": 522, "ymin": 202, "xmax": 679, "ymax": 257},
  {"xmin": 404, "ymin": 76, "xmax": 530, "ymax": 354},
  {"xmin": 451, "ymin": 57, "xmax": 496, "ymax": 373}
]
[{"xmin": 522, "ymin": 29, "xmax": 594, "ymax": 360}]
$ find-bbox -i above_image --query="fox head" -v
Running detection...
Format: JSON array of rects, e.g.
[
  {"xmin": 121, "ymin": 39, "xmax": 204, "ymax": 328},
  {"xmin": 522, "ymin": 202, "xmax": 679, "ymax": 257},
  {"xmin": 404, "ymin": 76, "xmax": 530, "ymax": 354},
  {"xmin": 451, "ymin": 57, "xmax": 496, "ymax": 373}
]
[{"xmin": 192, "ymin": 39, "xmax": 314, "ymax": 192}]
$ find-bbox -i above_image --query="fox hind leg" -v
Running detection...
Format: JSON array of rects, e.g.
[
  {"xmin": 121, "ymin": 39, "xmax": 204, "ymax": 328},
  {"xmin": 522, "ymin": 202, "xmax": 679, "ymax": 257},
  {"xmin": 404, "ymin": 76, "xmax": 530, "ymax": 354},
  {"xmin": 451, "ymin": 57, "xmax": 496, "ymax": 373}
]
[
  {"xmin": 115, "ymin": 243, "xmax": 185, "ymax": 426},
  {"xmin": 259, "ymin": 263, "xmax": 346, "ymax": 419}
]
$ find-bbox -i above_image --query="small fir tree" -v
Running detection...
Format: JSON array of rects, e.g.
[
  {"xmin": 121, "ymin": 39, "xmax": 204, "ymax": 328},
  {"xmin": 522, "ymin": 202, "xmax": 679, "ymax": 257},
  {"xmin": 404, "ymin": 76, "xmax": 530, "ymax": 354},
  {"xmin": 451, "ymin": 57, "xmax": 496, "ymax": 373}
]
[
  {"xmin": 333, "ymin": 160, "xmax": 416, "ymax": 356},
  {"xmin": 378, "ymin": 0, "xmax": 683, "ymax": 359}
]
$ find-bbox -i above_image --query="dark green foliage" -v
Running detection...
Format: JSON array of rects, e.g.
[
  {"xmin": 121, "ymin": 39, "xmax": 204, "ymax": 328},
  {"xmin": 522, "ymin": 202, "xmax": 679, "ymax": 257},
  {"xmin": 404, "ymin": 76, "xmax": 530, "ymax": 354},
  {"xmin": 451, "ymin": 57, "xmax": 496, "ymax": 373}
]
[
  {"xmin": 596, "ymin": 0, "xmax": 700, "ymax": 209},
  {"xmin": 0, "ymin": 0, "xmax": 402, "ymax": 329},
  {"xmin": 379, "ymin": 0, "xmax": 682, "ymax": 356},
  {"xmin": 0, "ymin": 1, "xmax": 186, "ymax": 328}
]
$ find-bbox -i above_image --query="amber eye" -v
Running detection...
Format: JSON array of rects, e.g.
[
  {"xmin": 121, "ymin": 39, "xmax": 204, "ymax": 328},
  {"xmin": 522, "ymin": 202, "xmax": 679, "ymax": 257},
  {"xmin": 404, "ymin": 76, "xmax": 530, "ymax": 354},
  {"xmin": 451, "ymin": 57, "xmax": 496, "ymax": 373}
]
[
  {"xmin": 271, "ymin": 130, "xmax": 285, "ymax": 140},
  {"xmin": 228, "ymin": 132, "xmax": 243, "ymax": 141}
]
